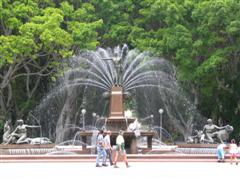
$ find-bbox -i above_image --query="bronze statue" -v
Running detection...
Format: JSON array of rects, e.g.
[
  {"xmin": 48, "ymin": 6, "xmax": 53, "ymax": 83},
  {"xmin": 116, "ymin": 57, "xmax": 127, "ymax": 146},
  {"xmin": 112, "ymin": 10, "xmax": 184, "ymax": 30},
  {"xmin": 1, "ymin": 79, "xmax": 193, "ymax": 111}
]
[
  {"xmin": 187, "ymin": 118, "xmax": 233, "ymax": 144},
  {"xmin": 212, "ymin": 125, "xmax": 233, "ymax": 144},
  {"xmin": 5, "ymin": 119, "xmax": 41, "ymax": 144},
  {"xmin": 112, "ymin": 54, "xmax": 123, "ymax": 85},
  {"xmin": 102, "ymin": 44, "xmax": 128, "ymax": 86},
  {"xmin": 202, "ymin": 119, "xmax": 225, "ymax": 143},
  {"xmin": 114, "ymin": 44, "xmax": 128, "ymax": 85},
  {"xmin": 2, "ymin": 119, "xmax": 11, "ymax": 144}
]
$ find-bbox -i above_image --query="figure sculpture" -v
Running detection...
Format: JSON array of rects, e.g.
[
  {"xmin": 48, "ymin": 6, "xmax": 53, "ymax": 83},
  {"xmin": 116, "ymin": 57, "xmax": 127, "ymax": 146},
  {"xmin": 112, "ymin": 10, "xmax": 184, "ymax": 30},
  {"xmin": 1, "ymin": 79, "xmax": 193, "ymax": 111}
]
[
  {"xmin": 127, "ymin": 118, "xmax": 141, "ymax": 137},
  {"xmin": 202, "ymin": 119, "xmax": 226, "ymax": 143},
  {"xmin": 187, "ymin": 119, "xmax": 233, "ymax": 144},
  {"xmin": 112, "ymin": 52, "xmax": 123, "ymax": 86},
  {"xmin": 212, "ymin": 125, "xmax": 233, "ymax": 144},
  {"xmin": 25, "ymin": 137, "xmax": 52, "ymax": 145},
  {"xmin": 2, "ymin": 119, "xmax": 11, "ymax": 144},
  {"xmin": 5, "ymin": 119, "xmax": 41, "ymax": 144},
  {"xmin": 186, "ymin": 130, "xmax": 204, "ymax": 144},
  {"xmin": 102, "ymin": 44, "xmax": 128, "ymax": 86}
]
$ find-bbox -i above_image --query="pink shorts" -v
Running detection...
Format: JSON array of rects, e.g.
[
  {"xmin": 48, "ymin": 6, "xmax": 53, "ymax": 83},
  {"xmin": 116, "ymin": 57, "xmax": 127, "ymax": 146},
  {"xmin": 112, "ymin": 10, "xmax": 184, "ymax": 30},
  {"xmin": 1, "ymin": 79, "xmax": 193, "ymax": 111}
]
[{"xmin": 231, "ymin": 153, "xmax": 237, "ymax": 158}]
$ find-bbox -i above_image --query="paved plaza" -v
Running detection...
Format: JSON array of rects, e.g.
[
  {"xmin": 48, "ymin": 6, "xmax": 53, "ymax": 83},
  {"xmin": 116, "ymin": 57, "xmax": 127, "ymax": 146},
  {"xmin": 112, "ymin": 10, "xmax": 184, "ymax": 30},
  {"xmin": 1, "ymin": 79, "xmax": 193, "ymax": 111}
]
[{"xmin": 0, "ymin": 161, "xmax": 239, "ymax": 180}]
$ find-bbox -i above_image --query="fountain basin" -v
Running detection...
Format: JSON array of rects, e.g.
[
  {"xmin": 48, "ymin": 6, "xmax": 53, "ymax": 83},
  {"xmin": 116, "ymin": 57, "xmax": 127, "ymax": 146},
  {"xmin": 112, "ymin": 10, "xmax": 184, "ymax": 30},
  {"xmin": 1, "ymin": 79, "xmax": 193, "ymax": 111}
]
[
  {"xmin": 79, "ymin": 130, "xmax": 155, "ymax": 154},
  {"xmin": 0, "ymin": 144, "xmax": 55, "ymax": 155}
]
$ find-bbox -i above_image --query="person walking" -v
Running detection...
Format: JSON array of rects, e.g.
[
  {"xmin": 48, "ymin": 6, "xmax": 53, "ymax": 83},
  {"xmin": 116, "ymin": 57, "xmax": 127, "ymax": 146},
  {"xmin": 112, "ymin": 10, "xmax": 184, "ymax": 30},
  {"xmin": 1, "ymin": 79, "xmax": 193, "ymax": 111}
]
[
  {"xmin": 229, "ymin": 139, "xmax": 238, "ymax": 165},
  {"xmin": 104, "ymin": 130, "xmax": 113, "ymax": 166},
  {"xmin": 95, "ymin": 130, "xmax": 107, "ymax": 167},
  {"xmin": 113, "ymin": 130, "xmax": 129, "ymax": 168}
]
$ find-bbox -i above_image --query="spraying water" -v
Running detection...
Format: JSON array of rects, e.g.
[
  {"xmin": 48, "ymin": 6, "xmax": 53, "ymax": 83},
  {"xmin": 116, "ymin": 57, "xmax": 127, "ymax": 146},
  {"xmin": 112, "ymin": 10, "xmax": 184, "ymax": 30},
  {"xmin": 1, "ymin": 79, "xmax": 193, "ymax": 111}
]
[{"xmin": 31, "ymin": 45, "xmax": 204, "ymax": 143}]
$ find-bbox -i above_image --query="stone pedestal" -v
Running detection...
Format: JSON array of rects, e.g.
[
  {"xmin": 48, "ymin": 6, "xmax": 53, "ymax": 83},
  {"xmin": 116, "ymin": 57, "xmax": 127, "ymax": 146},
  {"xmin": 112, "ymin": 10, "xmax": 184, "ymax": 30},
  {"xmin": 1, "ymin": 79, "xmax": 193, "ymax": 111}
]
[
  {"xmin": 106, "ymin": 86, "xmax": 134, "ymax": 131},
  {"xmin": 109, "ymin": 86, "xmax": 124, "ymax": 118}
]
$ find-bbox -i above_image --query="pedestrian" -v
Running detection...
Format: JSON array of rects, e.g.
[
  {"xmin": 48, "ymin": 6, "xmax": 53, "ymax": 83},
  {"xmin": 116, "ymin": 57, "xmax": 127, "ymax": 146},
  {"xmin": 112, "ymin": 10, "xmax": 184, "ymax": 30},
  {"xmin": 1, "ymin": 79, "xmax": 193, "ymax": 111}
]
[
  {"xmin": 229, "ymin": 139, "xmax": 238, "ymax": 165},
  {"xmin": 104, "ymin": 130, "xmax": 113, "ymax": 166},
  {"xmin": 113, "ymin": 130, "xmax": 129, "ymax": 168},
  {"xmin": 217, "ymin": 143, "xmax": 227, "ymax": 162},
  {"xmin": 95, "ymin": 130, "xmax": 107, "ymax": 167}
]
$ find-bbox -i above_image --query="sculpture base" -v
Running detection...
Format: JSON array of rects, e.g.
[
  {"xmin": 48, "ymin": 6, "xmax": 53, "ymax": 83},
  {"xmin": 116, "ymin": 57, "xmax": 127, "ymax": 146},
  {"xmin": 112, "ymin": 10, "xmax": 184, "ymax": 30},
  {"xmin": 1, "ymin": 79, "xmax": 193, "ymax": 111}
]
[
  {"xmin": 106, "ymin": 116, "xmax": 135, "ymax": 131},
  {"xmin": 0, "ymin": 144, "xmax": 55, "ymax": 155},
  {"xmin": 79, "ymin": 130, "xmax": 155, "ymax": 154}
]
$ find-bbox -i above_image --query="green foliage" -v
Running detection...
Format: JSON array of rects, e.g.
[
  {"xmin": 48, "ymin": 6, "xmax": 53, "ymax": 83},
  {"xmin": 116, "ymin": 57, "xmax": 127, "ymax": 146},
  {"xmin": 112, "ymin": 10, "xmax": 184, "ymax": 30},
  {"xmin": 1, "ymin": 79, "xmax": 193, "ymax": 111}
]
[
  {"xmin": 68, "ymin": 19, "xmax": 103, "ymax": 50},
  {"xmin": 0, "ymin": 35, "xmax": 36, "ymax": 66},
  {"xmin": 0, "ymin": 0, "xmax": 103, "ymax": 121},
  {"xmin": 103, "ymin": 24, "xmax": 132, "ymax": 46},
  {"xmin": 196, "ymin": 50, "xmax": 228, "ymax": 78},
  {"xmin": 127, "ymin": 0, "xmax": 240, "ymax": 135},
  {"xmin": 60, "ymin": 1, "xmax": 74, "ymax": 18},
  {"xmin": 1, "ymin": 0, "xmax": 240, "ymax": 138},
  {"xmin": 73, "ymin": 3, "xmax": 97, "ymax": 22}
]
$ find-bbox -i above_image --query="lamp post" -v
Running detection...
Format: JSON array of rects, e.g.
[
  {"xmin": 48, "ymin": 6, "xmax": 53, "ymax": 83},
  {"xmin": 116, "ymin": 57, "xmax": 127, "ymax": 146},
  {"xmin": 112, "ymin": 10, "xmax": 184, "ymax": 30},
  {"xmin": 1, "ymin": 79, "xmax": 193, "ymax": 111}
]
[
  {"xmin": 92, "ymin": 112, "xmax": 96, "ymax": 127},
  {"xmin": 158, "ymin": 108, "xmax": 164, "ymax": 143},
  {"xmin": 149, "ymin": 114, "xmax": 154, "ymax": 130},
  {"xmin": 81, "ymin": 109, "xmax": 86, "ymax": 131}
]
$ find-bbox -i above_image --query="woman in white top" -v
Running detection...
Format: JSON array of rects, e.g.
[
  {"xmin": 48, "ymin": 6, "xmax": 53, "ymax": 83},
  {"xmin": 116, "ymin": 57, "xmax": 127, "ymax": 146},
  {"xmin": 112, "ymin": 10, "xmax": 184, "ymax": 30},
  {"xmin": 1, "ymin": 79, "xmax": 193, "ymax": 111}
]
[{"xmin": 113, "ymin": 130, "xmax": 129, "ymax": 168}]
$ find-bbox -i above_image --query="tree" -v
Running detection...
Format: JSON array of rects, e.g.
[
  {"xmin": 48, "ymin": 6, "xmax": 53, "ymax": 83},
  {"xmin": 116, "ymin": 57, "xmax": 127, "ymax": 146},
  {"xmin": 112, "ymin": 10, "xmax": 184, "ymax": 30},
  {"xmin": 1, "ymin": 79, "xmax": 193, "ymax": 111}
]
[
  {"xmin": 0, "ymin": 0, "xmax": 102, "ymax": 120},
  {"xmin": 128, "ymin": 0, "xmax": 240, "ymax": 136}
]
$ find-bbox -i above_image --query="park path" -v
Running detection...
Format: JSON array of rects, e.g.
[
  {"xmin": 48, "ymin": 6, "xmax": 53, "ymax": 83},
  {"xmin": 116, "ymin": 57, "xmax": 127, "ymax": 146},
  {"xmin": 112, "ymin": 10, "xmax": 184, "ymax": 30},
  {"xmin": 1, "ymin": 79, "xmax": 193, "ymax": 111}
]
[{"xmin": 0, "ymin": 161, "xmax": 239, "ymax": 180}]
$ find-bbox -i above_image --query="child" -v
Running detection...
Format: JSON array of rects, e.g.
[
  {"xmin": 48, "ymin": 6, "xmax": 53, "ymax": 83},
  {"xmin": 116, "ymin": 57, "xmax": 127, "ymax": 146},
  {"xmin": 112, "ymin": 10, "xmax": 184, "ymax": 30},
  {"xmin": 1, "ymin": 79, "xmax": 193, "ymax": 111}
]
[
  {"xmin": 229, "ymin": 139, "xmax": 238, "ymax": 165},
  {"xmin": 217, "ymin": 143, "xmax": 227, "ymax": 162}
]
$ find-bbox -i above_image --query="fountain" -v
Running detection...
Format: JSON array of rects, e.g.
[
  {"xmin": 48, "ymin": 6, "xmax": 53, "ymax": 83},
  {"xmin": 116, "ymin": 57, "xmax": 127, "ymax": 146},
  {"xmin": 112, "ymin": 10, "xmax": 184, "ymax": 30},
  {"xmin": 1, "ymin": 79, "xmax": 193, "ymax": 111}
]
[
  {"xmin": 1, "ymin": 44, "xmax": 209, "ymax": 156},
  {"xmin": 72, "ymin": 45, "xmax": 160, "ymax": 153},
  {"xmin": 1, "ymin": 44, "xmax": 236, "ymax": 165}
]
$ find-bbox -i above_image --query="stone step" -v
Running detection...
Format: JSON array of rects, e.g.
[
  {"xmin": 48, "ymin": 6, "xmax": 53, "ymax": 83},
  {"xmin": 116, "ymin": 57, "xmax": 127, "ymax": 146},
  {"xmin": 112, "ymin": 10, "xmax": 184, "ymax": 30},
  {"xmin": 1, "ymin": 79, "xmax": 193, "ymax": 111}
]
[{"xmin": 0, "ymin": 154, "xmax": 228, "ymax": 163}]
